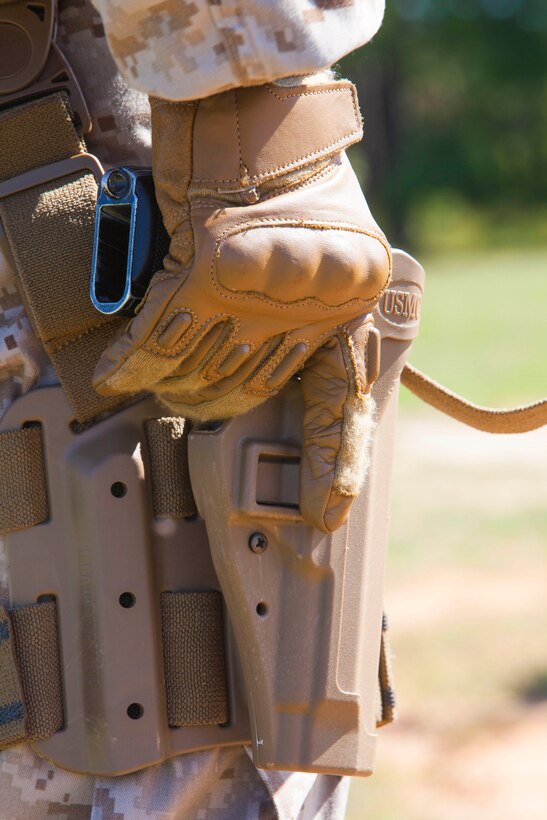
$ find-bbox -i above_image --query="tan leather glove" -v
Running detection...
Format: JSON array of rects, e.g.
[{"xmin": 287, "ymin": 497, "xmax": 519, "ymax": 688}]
[{"xmin": 93, "ymin": 81, "xmax": 391, "ymax": 532}]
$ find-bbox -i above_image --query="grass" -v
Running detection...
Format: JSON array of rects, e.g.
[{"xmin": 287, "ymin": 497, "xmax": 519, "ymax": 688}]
[{"xmin": 399, "ymin": 246, "xmax": 547, "ymax": 408}]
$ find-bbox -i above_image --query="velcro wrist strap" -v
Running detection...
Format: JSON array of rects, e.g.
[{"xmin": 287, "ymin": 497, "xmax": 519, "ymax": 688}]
[{"xmin": 191, "ymin": 81, "xmax": 363, "ymax": 188}]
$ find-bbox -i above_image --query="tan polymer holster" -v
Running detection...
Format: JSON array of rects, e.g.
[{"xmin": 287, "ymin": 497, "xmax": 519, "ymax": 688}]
[{"xmin": 0, "ymin": 0, "xmax": 423, "ymax": 777}]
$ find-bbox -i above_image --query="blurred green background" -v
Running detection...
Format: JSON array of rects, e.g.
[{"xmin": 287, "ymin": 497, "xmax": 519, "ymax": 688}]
[
  {"xmin": 341, "ymin": 0, "xmax": 547, "ymax": 254},
  {"xmin": 337, "ymin": 3, "xmax": 547, "ymax": 818}
]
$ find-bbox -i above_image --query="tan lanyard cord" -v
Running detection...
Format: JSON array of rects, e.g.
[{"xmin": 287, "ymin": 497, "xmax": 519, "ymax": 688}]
[{"xmin": 401, "ymin": 363, "xmax": 547, "ymax": 434}]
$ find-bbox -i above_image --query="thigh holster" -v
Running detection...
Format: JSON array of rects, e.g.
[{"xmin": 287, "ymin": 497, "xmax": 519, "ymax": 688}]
[{"xmin": 0, "ymin": 1, "xmax": 423, "ymax": 776}]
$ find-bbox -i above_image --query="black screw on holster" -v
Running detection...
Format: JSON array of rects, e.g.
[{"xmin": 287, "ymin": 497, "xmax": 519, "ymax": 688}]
[{"xmin": 249, "ymin": 532, "xmax": 268, "ymax": 554}]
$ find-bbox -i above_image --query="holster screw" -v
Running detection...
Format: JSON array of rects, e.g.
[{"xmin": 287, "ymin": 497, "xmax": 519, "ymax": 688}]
[{"xmin": 249, "ymin": 532, "xmax": 268, "ymax": 554}]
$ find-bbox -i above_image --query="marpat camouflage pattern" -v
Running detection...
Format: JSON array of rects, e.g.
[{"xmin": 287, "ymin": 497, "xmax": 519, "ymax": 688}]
[{"xmin": 90, "ymin": 0, "xmax": 386, "ymax": 100}]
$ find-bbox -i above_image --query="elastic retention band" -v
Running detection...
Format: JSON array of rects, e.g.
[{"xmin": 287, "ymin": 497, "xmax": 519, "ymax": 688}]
[{"xmin": 402, "ymin": 364, "xmax": 547, "ymax": 434}]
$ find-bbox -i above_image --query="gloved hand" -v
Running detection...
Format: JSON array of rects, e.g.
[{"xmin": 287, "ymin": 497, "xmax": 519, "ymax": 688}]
[{"xmin": 93, "ymin": 81, "xmax": 391, "ymax": 532}]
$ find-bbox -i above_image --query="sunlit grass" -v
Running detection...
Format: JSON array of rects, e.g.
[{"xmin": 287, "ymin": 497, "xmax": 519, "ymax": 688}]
[{"xmin": 399, "ymin": 247, "xmax": 547, "ymax": 407}]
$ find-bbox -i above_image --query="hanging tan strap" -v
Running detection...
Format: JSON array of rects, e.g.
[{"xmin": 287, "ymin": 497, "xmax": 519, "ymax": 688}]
[
  {"xmin": 402, "ymin": 364, "xmax": 547, "ymax": 434},
  {"xmin": 0, "ymin": 427, "xmax": 49, "ymax": 535},
  {"xmin": 0, "ymin": 601, "xmax": 64, "ymax": 749},
  {"xmin": 0, "ymin": 93, "xmax": 125, "ymax": 423}
]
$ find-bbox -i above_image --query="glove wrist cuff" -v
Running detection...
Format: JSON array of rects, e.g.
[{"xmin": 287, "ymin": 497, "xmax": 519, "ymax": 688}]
[{"xmin": 192, "ymin": 81, "xmax": 363, "ymax": 192}]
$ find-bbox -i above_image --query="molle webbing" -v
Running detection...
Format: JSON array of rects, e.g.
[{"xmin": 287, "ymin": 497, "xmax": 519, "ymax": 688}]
[
  {"xmin": 0, "ymin": 427, "xmax": 48, "ymax": 535},
  {"xmin": 0, "ymin": 93, "xmax": 125, "ymax": 423},
  {"xmin": 0, "ymin": 602, "xmax": 63, "ymax": 748},
  {"xmin": 145, "ymin": 418, "xmax": 197, "ymax": 519},
  {"xmin": 161, "ymin": 592, "xmax": 228, "ymax": 727},
  {"xmin": 0, "ymin": 594, "xmax": 229, "ymax": 751},
  {"xmin": 0, "ymin": 416, "xmax": 196, "ymax": 534}
]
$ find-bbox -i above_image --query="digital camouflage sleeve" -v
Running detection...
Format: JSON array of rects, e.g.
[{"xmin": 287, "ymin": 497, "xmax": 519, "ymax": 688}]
[{"xmin": 90, "ymin": 0, "xmax": 386, "ymax": 99}]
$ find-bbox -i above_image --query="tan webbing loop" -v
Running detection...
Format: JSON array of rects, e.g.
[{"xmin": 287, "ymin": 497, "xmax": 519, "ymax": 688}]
[
  {"xmin": 0, "ymin": 606, "xmax": 25, "ymax": 747},
  {"xmin": 0, "ymin": 601, "xmax": 63, "ymax": 750},
  {"xmin": 402, "ymin": 364, "xmax": 547, "ymax": 434},
  {"xmin": 0, "ymin": 93, "xmax": 125, "ymax": 423},
  {"xmin": 10, "ymin": 601, "xmax": 64, "ymax": 741},
  {"xmin": 0, "ymin": 427, "xmax": 48, "ymax": 535},
  {"xmin": 161, "ymin": 591, "xmax": 229, "ymax": 727},
  {"xmin": 145, "ymin": 418, "xmax": 197, "ymax": 519},
  {"xmin": 0, "ymin": 93, "xmax": 82, "ymax": 183}
]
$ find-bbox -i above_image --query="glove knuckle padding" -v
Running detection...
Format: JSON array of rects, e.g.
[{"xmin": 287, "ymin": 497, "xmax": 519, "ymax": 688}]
[{"xmin": 215, "ymin": 223, "xmax": 389, "ymax": 308}]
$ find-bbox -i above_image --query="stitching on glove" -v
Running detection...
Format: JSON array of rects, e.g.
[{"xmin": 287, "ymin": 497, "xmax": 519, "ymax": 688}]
[
  {"xmin": 245, "ymin": 334, "xmax": 309, "ymax": 395},
  {"xmin": 245, "ymin": 324, "xmax": 343, "ymax": 395}
]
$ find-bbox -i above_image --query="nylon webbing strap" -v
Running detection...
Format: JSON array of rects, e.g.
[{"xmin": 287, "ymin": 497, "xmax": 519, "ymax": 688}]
[
  {"xmin": 0, "ymin": 93, "xmax": 125, "ymax": 423},
  {"xmin": 145, "ymin": 418, "xmax": 197, "ymax": 519},
  {"xmin": 161, "ymin": 591, "xmax": 229, "ymax": 727},
  {"xmin": 0, "ymin": 601, "xmax": 63, "ymax": 750},
  {"xmin": 402, "ymin": 364, "xmax": 547, "ymax": 434},
  {"xmin": 0, "ymin": 427, "xmax": 48, "ymax": 536}
]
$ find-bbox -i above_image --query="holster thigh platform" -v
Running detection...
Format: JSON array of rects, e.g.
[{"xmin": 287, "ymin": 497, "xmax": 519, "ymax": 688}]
[{"xmin": 0, "ymin": 250, "xmax": 423, "ymax": 777}]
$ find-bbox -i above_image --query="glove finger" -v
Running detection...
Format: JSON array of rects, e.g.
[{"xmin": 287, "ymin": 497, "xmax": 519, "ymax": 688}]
[
  {"xmin": 299, "ymin": 317, "xmax": 376, "ymax": 533},
  {"xmin": 155, "ymin": 340, "xmax": 279, "ymax": 420},
  {"xmin": 93, "ymin": 272, "xmax": 193, "ymax": 395}
]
